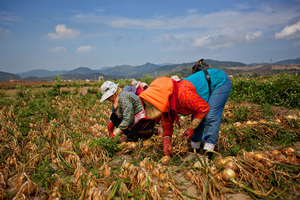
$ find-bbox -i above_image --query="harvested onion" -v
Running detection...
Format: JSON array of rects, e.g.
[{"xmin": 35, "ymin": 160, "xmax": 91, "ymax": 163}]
[
  {"xmin": 272, "ymin": 150, "xmax": 281, "ymax": 158},
  {"xmin": 184, "ymin": 170, "xmax": 193, "ymax": 180},
  {"xmin": 158, "ymin": 172, "xmax": 167, "ymax": 182},
  {"xmin": 221, "ymin": 168, "xmax": 273, "ymax": 196},
  {"xmin": 253, "ymin": 153, "xmax": 264, "ymax": 162},
  {"xmin": 225, "ymin": 161, "xmax": 238, "ymax": 171},
  {"xmin": 210, "ymin": 166, "xmax": 218, "ymax": 175},
  {"xmin": 216, "ymin": 158, "xmax": 227, "ymax": 168},
  {"xmin": 161, "ymin": 156, "xmax": 171, "ymax": 165},
  {"xmin": 281, "ymin": 147, "xmax": 296, "ymax": 156},
  {"xmin": 234, "ymin": 122, "xmax": 242, "ymax": 128},
  {"xmin": 224, "ymin": 156, "xmax": 234, "ymax": 162},
  {"xmin": 152, "ymin": 168, "xmax": 160, "ymax": 177},
  {"xmin": 221, "ymin": 168, "xmax": 236, "ymax": 182}
]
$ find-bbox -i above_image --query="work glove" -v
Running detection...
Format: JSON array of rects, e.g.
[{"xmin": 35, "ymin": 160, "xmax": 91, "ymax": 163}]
[
  {"xmin": 181, "ymin": 128, "xmax": 194, "ymax": 139},
  {"xmin": 163, "ymin": 136, "xmax": 173, "ymax": 156},
  {"xmin": 189, "ymin": 118, "xmax": 202, "ymax": 130},
  {"xmin": 110, "ymin": 128, "xmax": 123, "ymax": 139},
  {"xmin": 107, "ymin": 122, "xmax": 114, "ymax": 134}
]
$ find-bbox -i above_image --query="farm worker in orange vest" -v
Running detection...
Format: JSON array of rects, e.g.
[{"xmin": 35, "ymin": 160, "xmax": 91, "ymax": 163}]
[
  {"xmin": 140, "ymin": 66, "xmax": 231, "ymax": 159},
  {"xmin": 139, "ymin": 77, "xmax": 209, "ymax": 156}
]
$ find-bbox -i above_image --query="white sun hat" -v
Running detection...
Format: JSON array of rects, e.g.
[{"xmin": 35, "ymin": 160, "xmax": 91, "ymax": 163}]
[
  {"xmin": 131, "ymin": 80, "xmax": 141, "ymax": 88},
  {"xmin": 100, "ymin": 81, "xmax": 119, "ymax": 102},
  {"xmin": 171, "ymin": 75, "xmax": 180, "ymax": 81}
]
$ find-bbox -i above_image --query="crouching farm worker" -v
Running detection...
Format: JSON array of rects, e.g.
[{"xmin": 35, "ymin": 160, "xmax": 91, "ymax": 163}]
[
  {"xmin": 100, "ymin": 81, "xmax": 161, "ymax": 141},
  {"xmin": 139, "ymin": 77, "xmax": 210, "ymax": 156},
  {"xmin": 131, "ymin": 80, "xmax": 148, "ymax": 95}
]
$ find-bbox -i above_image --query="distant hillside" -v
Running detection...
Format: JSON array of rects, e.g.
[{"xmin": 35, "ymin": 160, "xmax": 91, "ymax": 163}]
[
  {"xmin": 98, "ymin": 62, "xmax": 162, "ymax": 77},
  {"xmin": 274, "ymin": 57, "xmax": 300, "ymax": 64},
  {"xmin": 17, "ymin": 69, "xmax": 67, "ymax": 79},
  {"xmin": 2, "ymin": 57, "xmax": 299, "ymax": 81},
  {"xmin": 0, "ymin": 71, "xmax": 21, "ymax": 82},
  {"xmin": 67, "ymin": 67, "xmax": 96, "ymax": 74}
]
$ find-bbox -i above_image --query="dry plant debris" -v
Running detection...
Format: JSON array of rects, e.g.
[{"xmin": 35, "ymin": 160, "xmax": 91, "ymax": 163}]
[{"xmin": 0, "ymin": 92, "xmax": 299, "ymax": 200}]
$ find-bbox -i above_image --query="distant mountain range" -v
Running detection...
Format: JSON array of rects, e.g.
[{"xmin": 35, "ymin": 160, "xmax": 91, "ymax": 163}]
[{"xmin": 1, "ymin": 57, "xmax": 299, "ymax": 82}]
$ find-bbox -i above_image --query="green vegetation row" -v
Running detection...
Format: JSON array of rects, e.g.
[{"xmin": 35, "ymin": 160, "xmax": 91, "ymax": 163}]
[
  {"xmin": 230, "ymin": 73, "xmax": 300, "ymax": 109},
  {"xmin": 1, "ymin": 73, "xmax": 299, "ymax": 109}
]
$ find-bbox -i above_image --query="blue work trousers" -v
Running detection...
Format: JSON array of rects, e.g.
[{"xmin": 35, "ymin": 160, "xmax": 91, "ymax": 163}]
[{"xmin": 191, "ymin": 75, "xmax": 231, "ymax": 145}]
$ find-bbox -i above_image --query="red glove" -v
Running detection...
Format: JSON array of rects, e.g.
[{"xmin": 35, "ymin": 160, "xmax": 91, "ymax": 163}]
[
  {"xmin": 163, "ymin": 136, "xmax": 173, "ymax": 156},
  {"xmin": 107, "ymin": 122, "xmax": 114, "ymax": 134},
  {"xmin": 110, "ymin": 132, "xmax": 115, "ymax": 139},
  {"xmin": 181, "ymin": 128, "xmax": 194, "ymax": 139}
]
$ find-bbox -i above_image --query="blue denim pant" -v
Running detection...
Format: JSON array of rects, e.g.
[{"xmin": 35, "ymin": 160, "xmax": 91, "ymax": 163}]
[{"xmin": 191, "ymin": 75, "xmax": 231, "ymax": 145}]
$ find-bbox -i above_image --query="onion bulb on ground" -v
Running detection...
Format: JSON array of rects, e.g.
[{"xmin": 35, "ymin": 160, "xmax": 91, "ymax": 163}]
[
  {"xmin": 127, "ymin": 142, "xmax": 137, "ymax": 150},
  {"xmin": 184, "ymin": 170, "xmax": 193, "ymax": 180},
  {"xmin": 161, "ymin": 156, "xmax": 171, "ymax": 165},
  {"xmin": 224, "ymin": 156, "xmax": 234, "ymax": 162},
  {"xmin": 281, "ymin": 147, "xmax": 296, "ymax": 156},
  {"xmin": 210, "ymin": 166, "xmax": 218, "ymax": 175},
  {"xmin": 234, "ymin": 122, "xmax": 242, "ymax": 128},
  {"xmin": 152, "ymin": 168, "xmax": 160, "ymax": 177},
  {"xmin": 221, "ymin": 168, "xmax": 237, "ymax": 182},
  {"xmin": 158, "ymin": 172, "xmax": 168, "ymax": 182},
  {"xmin": 122, "ymin": 160, "xmax": 131, "ymax": 170},
  {"xmin": 216, "ymin": 158, "xmax": 227, "ymax": 169},
  {"xmin": 253, "ymin": 153, "xmax": 264, "ymax": 162},
  {"xmin": 225, "ymin": 161, "xmax": 238, "ymax": 171},
  {"xmin": 272, "ymin": 150, "xmax": 281, "ymax": 158},
  {"xmin": 221, "ymin": 168, "xmax": 273, "ymax": 197}
]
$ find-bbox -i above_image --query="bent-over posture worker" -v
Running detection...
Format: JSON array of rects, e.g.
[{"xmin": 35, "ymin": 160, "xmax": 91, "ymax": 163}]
[
  {"xmin": 100, "ymin": 81, "xmax": 161, "ymax": 141},
  {"xmin": 140, "ymin": 67, "xmax": 231, "ymax": 158}
]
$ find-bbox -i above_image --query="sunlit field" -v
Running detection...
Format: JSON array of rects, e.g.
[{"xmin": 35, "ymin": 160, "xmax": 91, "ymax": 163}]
[{"xmin": 0, "ymin": 73, "xmax": 299, "ymax": 199}]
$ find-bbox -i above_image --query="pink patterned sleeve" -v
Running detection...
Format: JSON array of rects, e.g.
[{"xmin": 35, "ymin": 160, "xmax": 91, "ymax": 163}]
[{"xmin": 178, "ymin": 80, "xmax": 209, "ymax": 119}]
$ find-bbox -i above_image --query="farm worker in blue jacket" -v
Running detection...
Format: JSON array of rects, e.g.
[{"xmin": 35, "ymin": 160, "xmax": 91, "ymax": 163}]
[{"xmin": 183, "ymin": 62, "xmax": 231, "ymax": 158}]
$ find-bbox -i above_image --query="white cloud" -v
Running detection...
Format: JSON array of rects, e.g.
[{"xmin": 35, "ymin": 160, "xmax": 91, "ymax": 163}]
[
  {"xmin": 0, "ymin": 27, "xmax": 9, "ymax": 38},
  {"xmin": 275, "ymin": 21, "xmax": 300, "ymax": 39},
  {"xmin": 51, "ymin": 46, "xmax": 66, "ymax": 53},
  {"xmin": 48, "ymin": 24, "xmax": 80, "ymax": 39},
  {"xmin": 0, "ymin": 11, "xmax": 21, "ymax": 24},
  {"xmin": 71, "ymin": 6, "xmax": 298, "ymax": 31},
  {"xmin": 293, "ymin": 40, "xmax": 300, "ymax": 47},
  {"xmin": 76, "ymin": 45, "xmax": 94, "ymax": 53},
  {"xmin": 189, "ymin": 27, "xmax": 263, "ymax": 50}
]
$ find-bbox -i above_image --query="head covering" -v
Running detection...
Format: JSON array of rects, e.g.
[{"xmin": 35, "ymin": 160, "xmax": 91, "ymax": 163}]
[
  {"xmin": 171, "ymin": 75, "xmax": 180, "ymax": 81},
  {"xmin": 139, "ymin": 77, "xmax": 174, "ymax": 119},
  {"xmin": 132, "ymin": 80, "xmax": 141, "ymax": 88},
  {"xmin": 143, "ymin": 99, "xmax": 162, "ymax": 120},
  {"xmin": 100, "ymin": 81, "xmax": 119, "ymax": 102},
  {"xmin": 123, "ymin": 85, "xmax": 137, "ymax": 94},
  {"xmin": 141, "ymin": 82, "xmax": 148, "ymax": 90}
]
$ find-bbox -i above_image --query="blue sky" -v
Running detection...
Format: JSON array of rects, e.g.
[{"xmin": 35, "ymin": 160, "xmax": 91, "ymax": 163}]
[{"xmin": 0, "ymin": 0, "xmax": 300, "ymax": 74}]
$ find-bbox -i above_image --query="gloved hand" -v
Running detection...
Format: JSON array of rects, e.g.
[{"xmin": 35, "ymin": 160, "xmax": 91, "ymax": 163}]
[
  {"xmin": 181, "ymin": 128, "xmax": 194, "ymax": 139},
  {"xmin": 110, "ymin": 132, "xmax": 116, "ymax": 139},
  {"xmin": 110, "ymin": 128, "xmax": 123, "ymax": 139},
  {"xmin": 107, "ymin": 122, "xmax": 114, "ymax": 134},
  {"xmin": 163, "ymin": 136, "xmax": 173, "ymax": 156}
]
